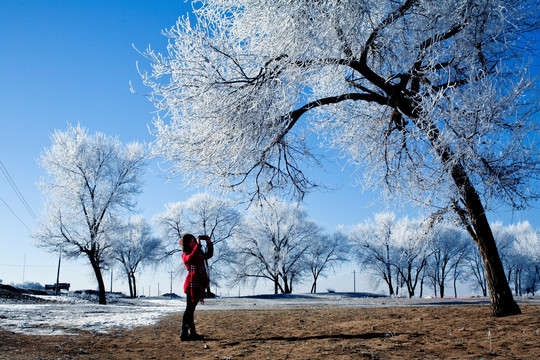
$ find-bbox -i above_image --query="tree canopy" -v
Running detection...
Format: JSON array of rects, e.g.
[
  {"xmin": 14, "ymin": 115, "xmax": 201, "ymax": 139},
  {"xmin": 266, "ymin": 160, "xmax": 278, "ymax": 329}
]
[{"xmin": 142, "ymin": 0, "xmax": 539, "ymax": 316}]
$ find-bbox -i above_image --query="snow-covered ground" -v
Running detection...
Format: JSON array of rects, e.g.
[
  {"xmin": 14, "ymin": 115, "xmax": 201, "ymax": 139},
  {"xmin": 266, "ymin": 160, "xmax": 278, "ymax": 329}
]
[
  {"xmin": 0, "ymin": 294, "xmax": 187, "ymax": 335},
  {"xmin": 2, "ymin": 292, "xmax": 538, "ymax": 336}
]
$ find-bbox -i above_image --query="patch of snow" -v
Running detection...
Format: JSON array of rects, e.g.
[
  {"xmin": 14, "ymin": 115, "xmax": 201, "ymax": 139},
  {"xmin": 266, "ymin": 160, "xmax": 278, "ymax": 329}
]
[{"xmin": 0, "ymin": 296, "xmax": 186, "ymax": 335}]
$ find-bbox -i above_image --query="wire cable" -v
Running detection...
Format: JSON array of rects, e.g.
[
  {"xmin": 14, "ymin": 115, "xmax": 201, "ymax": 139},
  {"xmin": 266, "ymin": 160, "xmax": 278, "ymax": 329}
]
[
  {"xmin": 0, "ymin": 193, "xmax": 32, "ymax": 232},
  {"xmin": 0, "ymin": 160, "xmax": 37, "ymax": 220}
]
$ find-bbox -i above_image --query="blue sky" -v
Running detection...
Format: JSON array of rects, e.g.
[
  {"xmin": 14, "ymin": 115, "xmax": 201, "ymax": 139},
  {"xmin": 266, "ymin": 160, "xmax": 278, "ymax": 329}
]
[{"xmin": 1, "ymin": 0, "xmax": 538, "ymax": 296}]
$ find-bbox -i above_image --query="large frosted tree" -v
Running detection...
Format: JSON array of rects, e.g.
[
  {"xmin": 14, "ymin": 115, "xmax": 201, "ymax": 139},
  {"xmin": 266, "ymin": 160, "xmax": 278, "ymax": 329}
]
[
  {"xmin": 142, "ymin": 1, "xmax": 539, "ymax": 315},
  {"xmin": 35, "ymin": 124, "xmax": 146, "ymax": 304}
]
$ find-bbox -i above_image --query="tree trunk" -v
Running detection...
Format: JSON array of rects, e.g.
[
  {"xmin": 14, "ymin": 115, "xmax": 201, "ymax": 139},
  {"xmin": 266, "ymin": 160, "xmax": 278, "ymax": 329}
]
[
  {"xmin": 131, "ymin": 272, "xmax": 137, "ymax": 298},
  {"xmin": 439, "ymin": 283, "xmax": 445, "ymax": 299},
  {"xmin": 126, "ymin": 270, "xmax": 134, "ymax": 298},
  {"xmin": 398, "ymin": 92, "xmax": 520, "ymax": 316},
  {"xmin": 455, "ymin": 169, "xmax": 521, "ymax": 316},
  {"xmin": 88, "ymin": 253, "xmax": 107, "ymax": 305},
  {"xmin": 282, "ymin": 275, "xmax": 291, "ymax": 294},
  {"xmin": 311, "ymin": 275, "xmax": 318, "ymax": 293},
  {"xmin": 385, "ymin": 246, "xmax": 394, "ymax": 296},
  {"xmin": 387, "ymin": 282, "xmax": 394, "ymax": 296},
  {"xmin": 204, "ymin": 259, "xmax": 214, "ymax": 298},
  {"xmin": 439, "ymin": 266, "xmax": 446, "ymax": 298}
]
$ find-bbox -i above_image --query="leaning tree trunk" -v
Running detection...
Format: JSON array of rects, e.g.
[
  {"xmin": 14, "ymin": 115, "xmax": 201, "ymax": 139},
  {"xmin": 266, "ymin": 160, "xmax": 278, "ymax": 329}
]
[
  {"xmin": 451, "ymin": 165, "xmax": 521, "ymax": 316},
  {"xmin": 399, "ymin": 96, "xmax": 520, "ymax": 316}
]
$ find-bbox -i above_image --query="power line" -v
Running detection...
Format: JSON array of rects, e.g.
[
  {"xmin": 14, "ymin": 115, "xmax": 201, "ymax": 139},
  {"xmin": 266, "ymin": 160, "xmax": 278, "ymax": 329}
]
[
  {"xmin": 0, "ymin": 193, "xmax": 32, "ymax": 232},
  {"xmin": 0, "ymin": 159, "xmax": 37, "ymax": 220}
]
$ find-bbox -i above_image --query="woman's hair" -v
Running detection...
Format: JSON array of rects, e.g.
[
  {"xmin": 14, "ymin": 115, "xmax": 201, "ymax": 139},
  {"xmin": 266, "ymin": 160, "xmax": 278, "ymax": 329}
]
[{"xmin": 181, "ymin": 233, "xmax": 196, "ymax": 254}]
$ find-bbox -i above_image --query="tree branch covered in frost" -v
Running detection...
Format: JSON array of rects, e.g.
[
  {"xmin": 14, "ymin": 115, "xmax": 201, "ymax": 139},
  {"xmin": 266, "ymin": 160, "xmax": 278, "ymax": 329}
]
[{"xmin": 142, "ymin": 0, "xmax": 539, "ymax": 210}]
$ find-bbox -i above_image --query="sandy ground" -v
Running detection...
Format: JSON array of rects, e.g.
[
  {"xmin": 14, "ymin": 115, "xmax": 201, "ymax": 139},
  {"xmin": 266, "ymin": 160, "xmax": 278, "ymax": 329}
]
[{"xmin": 1, "ymin": 297, "xmax": 539, "ymax": 359}]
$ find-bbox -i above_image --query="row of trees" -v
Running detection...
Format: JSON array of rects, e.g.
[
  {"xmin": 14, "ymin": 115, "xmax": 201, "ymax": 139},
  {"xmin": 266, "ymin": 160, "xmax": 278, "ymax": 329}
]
[
  {"xmin": 116, "ymin": 193, "xmax": 540, "ymax": 299},
  {"xmin": 33, "ymin": 124, "xmax": 348, "ymax": 302},
  {"xmin": 33, "ymin": 124, "xmax": 540, "ymax": 308},
  {"xmin": 350, "ymin": 213, "xmax": 540, "ymax": 299},
  {"xmin": 155, "ymin": 196, "xmax": 348, "ymax": 296}
]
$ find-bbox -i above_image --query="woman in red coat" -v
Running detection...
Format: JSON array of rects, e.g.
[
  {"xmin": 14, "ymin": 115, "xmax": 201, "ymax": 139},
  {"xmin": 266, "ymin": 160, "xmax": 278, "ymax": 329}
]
[{"xmin": 180, "ymin": 233, "xmax": 213, "ymax": 341}]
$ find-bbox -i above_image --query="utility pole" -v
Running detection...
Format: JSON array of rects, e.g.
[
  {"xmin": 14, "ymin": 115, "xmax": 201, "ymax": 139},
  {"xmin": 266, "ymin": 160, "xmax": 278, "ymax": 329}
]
[
  {"xmin": 353, "ymin": 270, "xmax": 356, "ymax": 293},
  {"xmin": 55, "ymin": 252, "xmax": 62, "ymax": 295}
]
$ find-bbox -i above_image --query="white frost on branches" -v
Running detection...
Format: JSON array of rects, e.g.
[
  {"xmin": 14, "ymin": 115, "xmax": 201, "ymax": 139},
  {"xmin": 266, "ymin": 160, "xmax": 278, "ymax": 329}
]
[
  {"xmin": 142, "ymin": 0, "xmax": 539, "ymax": 209},
  {"xmin": 230, "ymin": 197, "xmax": 319, "ymax": 294}
]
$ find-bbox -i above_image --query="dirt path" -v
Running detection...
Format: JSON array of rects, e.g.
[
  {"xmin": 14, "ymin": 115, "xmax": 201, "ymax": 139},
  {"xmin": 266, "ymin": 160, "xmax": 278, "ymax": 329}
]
[{"xmin": 1, "ymin": 303, "xmax": 539, "ymax": 359}]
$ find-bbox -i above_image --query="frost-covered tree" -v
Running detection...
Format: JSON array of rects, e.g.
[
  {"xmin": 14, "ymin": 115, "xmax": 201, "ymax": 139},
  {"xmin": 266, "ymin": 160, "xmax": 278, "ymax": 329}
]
[
  {"xmin": 142, "ymin": 0, "xmax": 539, "ymax": 315},
  {"xmin": 494, "ymin": 221, "xmax": 540, "ymax": 296},
  {"xmin": 352, "ymin": 214, "xmax": 431, "ymax": 297},
  {"xmin": 392, "ymin": 217, "xmax": 431, "ymax": 298},
  {"xmin": 113, "ymin": 216, "xmax": 163, "ymax": 298},
  {"xmin": 425, "ymin": 222, "xmax": 470, "ymax": 298},
  {"xmin": 35, "ymin": 124, "xmax": 146, "ymax": 304},
  {"xmin": 154, "ymin": 193, "xmax": 241, "ymax": 294},
  {"xmin": 466, "ymin": 245, "xmax": 488, "ymax": 296},
  {"xmin": 231, "ymin": 198, "xmax": 318, "ymax": 294},
  {"xmin": 492, "ymin": 222, "xmax": 522, "ymax": 294},
  {"xmin": 155, "ymin": 201, "xmax": 188, "ymax": 254},
  {"xmin": 512, "ymin": 222, "xmax": 540, "ymax": 295},
  {"xmin": 349, "ymin": 212, "xmax": 398, "ymax": 295},
  {"xmin": 449, "ymin": 234, "xmax": 472, "ymax": 298},
  {"xmin": 305, "ymin": 231, "xmax": 348, "ymax": 293}
]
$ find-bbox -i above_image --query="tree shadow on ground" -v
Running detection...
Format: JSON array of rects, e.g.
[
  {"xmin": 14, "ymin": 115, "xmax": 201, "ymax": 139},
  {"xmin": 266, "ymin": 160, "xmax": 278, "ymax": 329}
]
[{"xmin": 246, "ymin": 332, "xmax": 399, "ymax": 342}]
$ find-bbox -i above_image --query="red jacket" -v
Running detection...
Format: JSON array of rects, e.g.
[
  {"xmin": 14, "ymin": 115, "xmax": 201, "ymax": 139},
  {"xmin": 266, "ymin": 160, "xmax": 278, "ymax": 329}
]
[{"xmin": 181, "ymin": 242, "xmax": 213, "ymax": 302}]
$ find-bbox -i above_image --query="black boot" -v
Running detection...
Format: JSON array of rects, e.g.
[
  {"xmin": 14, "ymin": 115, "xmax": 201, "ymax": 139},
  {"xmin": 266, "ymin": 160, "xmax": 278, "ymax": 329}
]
[
  {"xmin": 180, "ymin": 323, "xmax": 190, "ymax": 341},
  {"xmin": 188, "ymin": 323, "xmax": 204, "ymax": 341}
]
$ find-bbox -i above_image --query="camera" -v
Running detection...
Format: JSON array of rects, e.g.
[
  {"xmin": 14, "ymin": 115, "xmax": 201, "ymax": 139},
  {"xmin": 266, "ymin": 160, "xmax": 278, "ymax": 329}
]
[{"xmin": 199, "ymin": 235, "xmax": 210, "ymax": 241}]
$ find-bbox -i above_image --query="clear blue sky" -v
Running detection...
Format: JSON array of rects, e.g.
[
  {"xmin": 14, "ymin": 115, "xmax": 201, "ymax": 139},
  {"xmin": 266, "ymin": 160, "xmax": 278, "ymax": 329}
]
[{"xmin": 1, "ymin": 0, "xmax": 538, "ymax": 296}]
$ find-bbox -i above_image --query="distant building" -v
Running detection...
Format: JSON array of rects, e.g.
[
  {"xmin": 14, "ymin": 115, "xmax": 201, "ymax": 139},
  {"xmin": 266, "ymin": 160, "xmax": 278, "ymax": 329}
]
[{"xmin": 45, "ymin": 283, "xmax": 70, "ymax": 291}]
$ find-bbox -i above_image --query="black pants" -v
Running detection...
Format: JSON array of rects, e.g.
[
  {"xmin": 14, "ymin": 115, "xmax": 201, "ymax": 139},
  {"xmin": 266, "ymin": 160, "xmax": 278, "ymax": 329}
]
[{"xmin": 183, "ymin": 292, "xmax": 200, "ymax": 327}]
